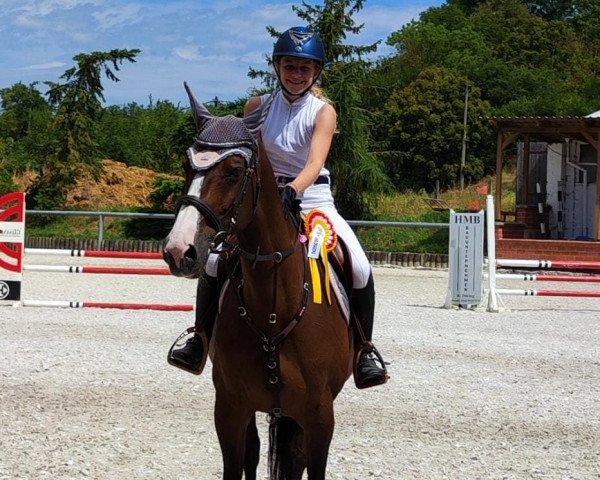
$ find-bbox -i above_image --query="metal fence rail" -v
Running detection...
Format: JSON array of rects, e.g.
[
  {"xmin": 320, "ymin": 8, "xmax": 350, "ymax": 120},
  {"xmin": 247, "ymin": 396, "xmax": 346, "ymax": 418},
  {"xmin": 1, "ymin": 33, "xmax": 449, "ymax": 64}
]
[
  {"xmin": 27, "ymin": 209, "xmax": 449, "ymax": 243},
  {"xmin": 25, "ymin": 209, "xmax": 450, "ymax": 268}
]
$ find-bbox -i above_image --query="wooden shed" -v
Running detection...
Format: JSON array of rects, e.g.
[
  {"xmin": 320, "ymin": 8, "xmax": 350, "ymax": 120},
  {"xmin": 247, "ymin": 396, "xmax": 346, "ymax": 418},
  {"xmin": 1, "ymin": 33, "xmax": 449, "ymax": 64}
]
[{"xmin": 490, "ymin": 114, "xmax": 600, "ymax": 260}]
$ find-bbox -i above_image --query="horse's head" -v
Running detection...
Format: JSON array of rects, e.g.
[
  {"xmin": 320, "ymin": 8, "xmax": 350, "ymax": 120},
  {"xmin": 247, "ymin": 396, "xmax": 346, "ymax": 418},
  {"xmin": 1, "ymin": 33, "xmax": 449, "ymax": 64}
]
[{"xmin": 163, "ymin": 82, "xmax": 266, "ymax": 278}]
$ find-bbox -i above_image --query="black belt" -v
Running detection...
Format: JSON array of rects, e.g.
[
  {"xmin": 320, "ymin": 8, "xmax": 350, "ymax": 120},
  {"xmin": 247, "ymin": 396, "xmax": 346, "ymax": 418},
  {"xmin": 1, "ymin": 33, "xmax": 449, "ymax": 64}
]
[{"xmin": 276, "ymin": 175, "xmax": 330, "ymax": 185}]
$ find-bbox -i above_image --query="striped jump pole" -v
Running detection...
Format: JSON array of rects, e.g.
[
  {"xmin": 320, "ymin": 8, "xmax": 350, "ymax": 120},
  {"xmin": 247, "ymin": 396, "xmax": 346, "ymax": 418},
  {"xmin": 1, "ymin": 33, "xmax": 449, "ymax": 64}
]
[
  {"xmin": 485, "ymin": 195, "xmax": 600, "ymax": 311},
  {"xmin": 496, "ymin": 273, "xmax": 600, "ymax": 283},
  {"xmin": 20, "ymin": 300, "xmax": 194, "ymax": 311},
  {"xmin": 496, "ymin": 259, "xmax": 600, "ymax": 271},
  {"xmin": 23, "ymin": 264, "xmax": 171, "ymax": 275},
  {"xmin": 496, "ymin": 289, "xmax": 600, "ymax": 298},
  {"xmin": 24, "ymin": 248, "xmax": 163, "ymax": 260}
]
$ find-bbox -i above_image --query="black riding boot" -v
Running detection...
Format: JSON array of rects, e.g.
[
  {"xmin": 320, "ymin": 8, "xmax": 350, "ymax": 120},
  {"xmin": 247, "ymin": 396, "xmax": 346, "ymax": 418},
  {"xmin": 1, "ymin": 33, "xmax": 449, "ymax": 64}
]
[
  {"xmin": 352, "ymin": 273, "xmax": 389, "ymax": 389},
  {"xmin": 168, "ymin": 274, "xmax": 218, "ymax": 375}
]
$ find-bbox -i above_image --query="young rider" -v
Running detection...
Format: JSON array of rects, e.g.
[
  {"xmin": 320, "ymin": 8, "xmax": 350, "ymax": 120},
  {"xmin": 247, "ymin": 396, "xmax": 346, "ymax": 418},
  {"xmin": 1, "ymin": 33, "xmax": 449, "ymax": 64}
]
[{"xmin": 169, "ymin": 26, "xmax": 388, "ymax": 389}]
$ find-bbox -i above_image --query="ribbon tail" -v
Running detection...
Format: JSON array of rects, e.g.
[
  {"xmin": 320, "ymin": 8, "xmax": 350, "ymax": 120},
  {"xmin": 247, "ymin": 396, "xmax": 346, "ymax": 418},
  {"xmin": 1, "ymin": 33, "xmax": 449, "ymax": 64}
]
[
  {"xmin": 309, "ymin": 257, "xmax": 322, "ymax": 304},
  {"xmin": 322, "ymin": 244, "xmax": 332, "ymax": 305}
]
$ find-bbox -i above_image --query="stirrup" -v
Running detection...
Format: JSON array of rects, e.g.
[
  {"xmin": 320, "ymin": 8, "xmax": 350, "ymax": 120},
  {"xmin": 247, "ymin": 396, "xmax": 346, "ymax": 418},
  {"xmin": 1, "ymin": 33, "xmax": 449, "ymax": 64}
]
[
  {"xmin": 167, "ymin": 326, "xmax": 209, "ymax": 375},
  {"xmin": 353, "ymin": 342, "xmax": 389, "ymax": 389}
]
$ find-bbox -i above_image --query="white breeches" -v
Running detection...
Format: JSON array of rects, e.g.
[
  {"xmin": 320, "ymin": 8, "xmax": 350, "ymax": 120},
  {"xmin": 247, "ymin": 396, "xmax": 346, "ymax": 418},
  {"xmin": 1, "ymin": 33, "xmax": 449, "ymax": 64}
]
[{"xmin": 298, "ymin": 183, "xmax": 371, "ymax": 289}]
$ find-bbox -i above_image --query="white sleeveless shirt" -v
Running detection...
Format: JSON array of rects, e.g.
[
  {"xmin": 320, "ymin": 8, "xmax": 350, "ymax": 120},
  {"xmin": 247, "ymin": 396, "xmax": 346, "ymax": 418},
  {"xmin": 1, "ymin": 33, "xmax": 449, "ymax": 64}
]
[
  {"xmin": 259, "ymin": 90, "xmax": 372, "ymax": 288},
  {"xmin": 260, "ymin": 90, "xmax": 331, "ymax": 178}
]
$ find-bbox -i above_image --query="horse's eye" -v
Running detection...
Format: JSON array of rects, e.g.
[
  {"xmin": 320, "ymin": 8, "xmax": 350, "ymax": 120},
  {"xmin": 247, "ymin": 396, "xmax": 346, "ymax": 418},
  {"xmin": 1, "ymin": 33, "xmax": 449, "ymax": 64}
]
[{"xmin": 226, "ymin": 167, "xmax": 244, "ymax": 182}]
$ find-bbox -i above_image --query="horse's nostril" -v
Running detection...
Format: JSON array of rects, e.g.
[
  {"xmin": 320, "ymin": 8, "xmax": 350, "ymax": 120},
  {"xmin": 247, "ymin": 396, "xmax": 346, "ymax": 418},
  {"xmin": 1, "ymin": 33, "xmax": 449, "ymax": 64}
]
[{"xmin": 184, "ymin": 246, "xmax": 197, "ymax": 261}]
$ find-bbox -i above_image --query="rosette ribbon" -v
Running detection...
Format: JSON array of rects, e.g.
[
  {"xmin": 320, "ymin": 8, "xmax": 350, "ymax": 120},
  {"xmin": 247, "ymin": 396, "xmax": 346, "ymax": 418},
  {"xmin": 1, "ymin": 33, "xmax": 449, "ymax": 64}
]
[{"xmin": 304, "ymin": 210, "xmax": 337, "ymax": 305}]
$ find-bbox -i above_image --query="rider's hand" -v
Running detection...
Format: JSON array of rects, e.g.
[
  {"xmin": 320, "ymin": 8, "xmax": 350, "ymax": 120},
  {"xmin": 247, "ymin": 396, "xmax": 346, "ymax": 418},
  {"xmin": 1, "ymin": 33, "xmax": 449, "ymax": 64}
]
[{"xmin": 280, "ymin": 184, "xmax": 301, "ymax": 218}]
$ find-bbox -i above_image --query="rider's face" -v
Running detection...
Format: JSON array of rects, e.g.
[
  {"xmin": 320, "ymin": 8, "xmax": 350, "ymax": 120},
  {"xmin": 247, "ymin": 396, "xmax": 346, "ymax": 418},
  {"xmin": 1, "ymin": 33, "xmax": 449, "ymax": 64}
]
[{"xmin": 277, "ymin": 57, "xmax": 320, "ymax": 96}]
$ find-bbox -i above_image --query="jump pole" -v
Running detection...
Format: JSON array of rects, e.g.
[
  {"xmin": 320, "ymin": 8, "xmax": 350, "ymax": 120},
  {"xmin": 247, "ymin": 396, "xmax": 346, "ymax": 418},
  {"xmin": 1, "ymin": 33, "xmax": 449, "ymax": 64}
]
[
  {"xmin": 23, "ymin": 264, "xmax": 171, "ymax": 275},
  {"xmin": 495, "ymin": 289, "xmax": 600, "ymax": 298},
  {"xmin": 496, "ymin": 273, "xmax": 600, "ymax": 283},
  {"xmin": 24, "ymin": 248, "xmax": 163, "ymax": 260},
  {"xmin": 497, "ymin": 258, "xmax": 600, "ymax": 271},
  {"xmin": 485, "ymin": 195, "xmax": 600, "ymax": 310},
  {"xmin": 20, "ymin": 300, "xmax": 194, "ymax": 311}
]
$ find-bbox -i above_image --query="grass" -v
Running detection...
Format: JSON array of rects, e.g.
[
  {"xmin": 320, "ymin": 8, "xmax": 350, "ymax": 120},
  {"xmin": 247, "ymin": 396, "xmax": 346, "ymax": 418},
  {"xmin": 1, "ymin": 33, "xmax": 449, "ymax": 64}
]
[
  {"xmin": 26, "ymin": 172, "xmax": 517, "ymax": 254},
  {"xmin": 353, "ymin": 172, "xmax": 516, "ymax": 253}
]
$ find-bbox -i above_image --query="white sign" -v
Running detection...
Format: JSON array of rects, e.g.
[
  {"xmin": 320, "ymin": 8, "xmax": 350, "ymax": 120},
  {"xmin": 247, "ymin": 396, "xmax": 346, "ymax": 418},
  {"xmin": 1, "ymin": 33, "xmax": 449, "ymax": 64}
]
[
  {"xmin": 0, "ymin": 221, "xmax": 25, "ymax": 243},
  {"xmin": 447, "ymin": 210, "xmax": 484, "ymax": 306}
]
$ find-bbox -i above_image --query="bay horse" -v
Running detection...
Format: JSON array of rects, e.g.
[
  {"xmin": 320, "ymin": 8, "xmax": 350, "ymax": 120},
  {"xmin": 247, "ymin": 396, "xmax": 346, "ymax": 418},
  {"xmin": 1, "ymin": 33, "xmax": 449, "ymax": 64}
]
[{"xmin": 163, "ymin": 83, "xmax": 353, "ymax": 480}]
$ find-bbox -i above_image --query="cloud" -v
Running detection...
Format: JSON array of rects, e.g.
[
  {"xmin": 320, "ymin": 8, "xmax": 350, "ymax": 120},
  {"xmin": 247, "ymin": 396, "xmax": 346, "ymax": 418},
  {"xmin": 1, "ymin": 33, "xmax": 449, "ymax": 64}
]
[
  {"xmin": 0, "ymin": 0, "xmax": 443, "ymax": 105},
  {"xmin": 14, "ymin": 0, "xmax": 101, "ymax": 20},
  {"xmin": 173, "ymin": 45, "xmax": 201, "ymax": 61},
  {"xmin": 92, "ymin": 4, "xmax": 141, "ymax": 30},
  {"xmin": 18, "ymin": 61, "xmax": 66, "ymax": 71}
]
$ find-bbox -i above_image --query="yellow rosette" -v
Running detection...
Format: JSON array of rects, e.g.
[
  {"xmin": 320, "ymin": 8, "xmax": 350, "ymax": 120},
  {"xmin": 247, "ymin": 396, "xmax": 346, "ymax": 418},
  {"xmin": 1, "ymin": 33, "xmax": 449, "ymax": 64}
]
[{"xmin": 304, "ymin": 210, "xmax": 337, "ymax": 305}]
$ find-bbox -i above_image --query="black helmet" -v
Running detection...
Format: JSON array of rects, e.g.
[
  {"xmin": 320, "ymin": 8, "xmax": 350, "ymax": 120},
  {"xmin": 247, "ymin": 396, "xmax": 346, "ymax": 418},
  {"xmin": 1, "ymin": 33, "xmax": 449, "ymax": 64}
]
[{"xmin": 272, "ymin": 27, "xmax": 327, "ymax": 65}]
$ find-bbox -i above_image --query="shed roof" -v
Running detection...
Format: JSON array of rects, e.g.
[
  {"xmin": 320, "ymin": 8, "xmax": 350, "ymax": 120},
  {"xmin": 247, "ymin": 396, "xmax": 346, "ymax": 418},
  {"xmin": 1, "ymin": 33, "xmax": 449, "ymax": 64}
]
[{"xmin": 489, "ymin": 116, "xmax": 600, "ymax": 143}]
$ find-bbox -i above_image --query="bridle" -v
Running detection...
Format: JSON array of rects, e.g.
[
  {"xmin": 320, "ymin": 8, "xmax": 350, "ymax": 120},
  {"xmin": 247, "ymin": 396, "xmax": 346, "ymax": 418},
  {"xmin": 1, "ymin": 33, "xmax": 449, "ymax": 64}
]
[{"xmin": 176, "ymin": 146, "xmax": 261, "ymax": 251}]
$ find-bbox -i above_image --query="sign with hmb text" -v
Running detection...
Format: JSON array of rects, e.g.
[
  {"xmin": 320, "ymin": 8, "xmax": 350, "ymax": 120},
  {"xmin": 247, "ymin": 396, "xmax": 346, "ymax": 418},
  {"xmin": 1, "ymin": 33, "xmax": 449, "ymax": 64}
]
[{"xmin": 446, "ymin": 209, "xmax": 484, "ymax": 306}]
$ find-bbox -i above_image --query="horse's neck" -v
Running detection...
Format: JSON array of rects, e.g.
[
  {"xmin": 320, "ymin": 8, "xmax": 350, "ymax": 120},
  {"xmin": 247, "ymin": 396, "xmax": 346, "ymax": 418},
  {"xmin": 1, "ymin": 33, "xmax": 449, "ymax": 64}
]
[
  {"xmin": 235, "ymin": 172, "xmax": 305, "ymax": 310},
  {"xmin": 237, "ymin": 183, "xmax": 299, "ymax": 270}
]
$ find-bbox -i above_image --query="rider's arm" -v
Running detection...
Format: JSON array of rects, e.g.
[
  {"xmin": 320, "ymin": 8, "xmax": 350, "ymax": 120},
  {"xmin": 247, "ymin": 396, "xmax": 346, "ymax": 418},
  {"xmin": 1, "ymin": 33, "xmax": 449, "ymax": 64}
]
[
  {"xmin": 289, "ymin": 103, "xmax": 336, "ymax": 194},
  {"xmin": 243, "ymin": 96, "xmax": 261, "ymax": 117},
  {"xmin": 243, "ymin": 97, "xmax": 337, "ymax": 194}
]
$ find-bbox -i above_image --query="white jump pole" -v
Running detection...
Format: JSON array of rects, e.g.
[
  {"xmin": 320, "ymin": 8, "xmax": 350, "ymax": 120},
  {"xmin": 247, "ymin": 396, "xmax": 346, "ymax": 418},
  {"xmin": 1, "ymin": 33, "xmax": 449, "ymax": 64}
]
[
  {"xmin": 485, "ymin": 195, "xmax": 504, "ymax": 312},
  {"xmin": 24, "ymin": 248, "xmax": 163, "ymax": 260}
]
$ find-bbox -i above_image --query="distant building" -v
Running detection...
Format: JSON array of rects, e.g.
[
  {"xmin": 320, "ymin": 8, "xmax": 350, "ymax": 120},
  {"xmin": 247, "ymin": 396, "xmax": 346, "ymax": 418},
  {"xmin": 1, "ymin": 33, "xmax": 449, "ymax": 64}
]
[{"xmin": 491, "ymin": 113, "xmax": 600, "ymax": 241}]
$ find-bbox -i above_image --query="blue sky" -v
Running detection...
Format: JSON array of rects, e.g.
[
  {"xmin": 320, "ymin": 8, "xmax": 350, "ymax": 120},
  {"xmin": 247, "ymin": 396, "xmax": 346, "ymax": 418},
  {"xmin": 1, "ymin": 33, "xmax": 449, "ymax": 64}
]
[{"xmin": 1, "ymin": 0, "xmax": 444, "ymax": 107}]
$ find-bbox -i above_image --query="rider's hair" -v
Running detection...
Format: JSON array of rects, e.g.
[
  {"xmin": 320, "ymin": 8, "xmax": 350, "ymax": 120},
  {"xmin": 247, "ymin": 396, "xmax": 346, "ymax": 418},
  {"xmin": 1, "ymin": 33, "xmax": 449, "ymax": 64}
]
[{"xmin": 310, "ymin": 85, "xmax": 331, "ymax": 104}]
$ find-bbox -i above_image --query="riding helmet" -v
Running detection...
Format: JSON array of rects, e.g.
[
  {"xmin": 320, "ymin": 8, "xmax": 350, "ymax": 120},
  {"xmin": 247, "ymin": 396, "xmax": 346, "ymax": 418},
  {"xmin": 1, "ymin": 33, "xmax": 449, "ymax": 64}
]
[{"xmin": 272, "ymin": 26, "xmax": 327, "ymax": 65}]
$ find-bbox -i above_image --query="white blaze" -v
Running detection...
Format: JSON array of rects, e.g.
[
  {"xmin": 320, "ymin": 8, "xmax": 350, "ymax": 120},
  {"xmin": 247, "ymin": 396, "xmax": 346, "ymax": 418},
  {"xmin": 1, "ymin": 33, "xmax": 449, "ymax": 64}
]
[{"xmin": 164, "ymin": 175, "xmax": 204, "ymax": 265}]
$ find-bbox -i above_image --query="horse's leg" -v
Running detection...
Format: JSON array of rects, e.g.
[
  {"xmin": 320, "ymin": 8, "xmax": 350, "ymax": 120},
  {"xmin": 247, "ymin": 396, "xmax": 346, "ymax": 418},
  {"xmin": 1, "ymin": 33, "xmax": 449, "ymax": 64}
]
[
  {"xmin": 214, "ymin": 395, "xmax": 253, "ymax": 480},
  {"xmin": 243, "ymin": 413, "xmax": 260, "ymax": 480},
  {"xmin": 304, "ymin": 403, "xmax": 335, "ymax": 480}
]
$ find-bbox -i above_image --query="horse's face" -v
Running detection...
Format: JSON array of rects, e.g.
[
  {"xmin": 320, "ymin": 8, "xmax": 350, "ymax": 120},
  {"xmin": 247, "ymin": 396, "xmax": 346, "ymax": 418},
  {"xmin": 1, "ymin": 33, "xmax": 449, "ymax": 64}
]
[
  {"xmin": 162, "ymin": 152, "xmax": 252, "ymax": 278},
  {"xmin": 163, "ymin": 82, "xmax": 262, "ymax": 278}
]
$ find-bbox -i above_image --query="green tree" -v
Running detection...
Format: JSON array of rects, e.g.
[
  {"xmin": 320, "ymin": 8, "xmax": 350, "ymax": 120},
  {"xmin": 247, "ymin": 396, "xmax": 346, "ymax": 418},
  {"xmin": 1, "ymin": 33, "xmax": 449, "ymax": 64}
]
[
  {"xmin": 325, "ymin": 61, "xmax": 390, "ymax": 218},
  {"xmin": 522, "ymin": 0, "xmax": 578, "ymax": 20},
  {"xmin": 292, "ymin": 0, "xmax": 380, "ymax": 62},
  {"xmin": 570, "ymin": 0, "xmax": 600, "ymax": 56},
  {"xmin": 96, "ymin": 100, "xmax": 188, "ymax": 174},
  {"xmin": 32, "ymin": 49, "xmax": 140, "ymax": 209},
  {"xmin": 0, "ymin": 82, "xmax": 54, "ymax": 174},
  {"xmin": 381, "ymin": 67, "xmax": 492, "ymax": 191}
]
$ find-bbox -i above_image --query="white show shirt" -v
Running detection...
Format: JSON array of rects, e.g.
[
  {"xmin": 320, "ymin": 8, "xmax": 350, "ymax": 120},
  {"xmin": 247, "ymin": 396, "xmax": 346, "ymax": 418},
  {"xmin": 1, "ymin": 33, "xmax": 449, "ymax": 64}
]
[{"xmin": 260, "ymin": 90, "xmax": 331, "ymax": 178}]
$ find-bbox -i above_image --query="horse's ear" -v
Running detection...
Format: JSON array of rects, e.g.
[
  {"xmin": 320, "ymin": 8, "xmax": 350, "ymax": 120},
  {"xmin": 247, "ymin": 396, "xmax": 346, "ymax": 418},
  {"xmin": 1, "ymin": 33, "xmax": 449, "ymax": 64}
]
[{"xmin": 184, "ymin": 81, "xmax": 213, "ymax": 130}]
